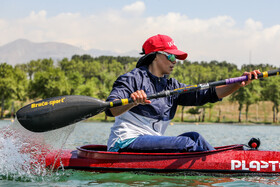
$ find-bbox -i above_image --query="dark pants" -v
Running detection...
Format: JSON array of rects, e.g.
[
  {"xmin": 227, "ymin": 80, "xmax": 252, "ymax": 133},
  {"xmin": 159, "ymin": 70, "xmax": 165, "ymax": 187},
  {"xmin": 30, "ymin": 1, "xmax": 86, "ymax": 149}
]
[{"xmin": 120, "ymin": 132, "xmax": 215, "ymax": 153}]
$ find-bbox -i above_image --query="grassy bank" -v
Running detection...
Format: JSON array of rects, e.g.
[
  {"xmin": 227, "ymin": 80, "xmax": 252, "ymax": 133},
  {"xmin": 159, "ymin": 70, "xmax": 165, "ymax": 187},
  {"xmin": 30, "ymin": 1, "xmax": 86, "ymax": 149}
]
[
  {"xmin": 172, "ymin": 100, "xmax": 279, "ymax": 125},
  {"xmin": 89, "ymin": 99, "xmax": 279, "ymax": 125}
]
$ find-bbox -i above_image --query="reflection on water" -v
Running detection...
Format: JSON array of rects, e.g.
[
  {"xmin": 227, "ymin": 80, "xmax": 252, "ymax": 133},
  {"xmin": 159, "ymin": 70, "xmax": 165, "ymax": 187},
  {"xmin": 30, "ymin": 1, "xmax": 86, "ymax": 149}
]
[{"xmin": 0, "ymin": 120, "xmax": 280, "ymax": 186}]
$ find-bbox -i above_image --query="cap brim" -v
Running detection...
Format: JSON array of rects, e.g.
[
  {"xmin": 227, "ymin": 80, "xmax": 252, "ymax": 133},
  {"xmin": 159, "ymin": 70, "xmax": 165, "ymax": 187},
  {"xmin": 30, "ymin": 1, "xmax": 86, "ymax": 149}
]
[{"xmin": 164, "ymin": 49, "xmax": 188, "ymax": 60}]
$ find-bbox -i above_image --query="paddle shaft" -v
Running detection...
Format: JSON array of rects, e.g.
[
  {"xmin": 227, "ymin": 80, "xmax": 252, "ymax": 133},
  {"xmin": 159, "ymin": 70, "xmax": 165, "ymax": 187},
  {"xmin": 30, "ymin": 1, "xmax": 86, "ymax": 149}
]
[{"xmin": 110, "ymin": 68, "xmax": 280, "ymax": 107}]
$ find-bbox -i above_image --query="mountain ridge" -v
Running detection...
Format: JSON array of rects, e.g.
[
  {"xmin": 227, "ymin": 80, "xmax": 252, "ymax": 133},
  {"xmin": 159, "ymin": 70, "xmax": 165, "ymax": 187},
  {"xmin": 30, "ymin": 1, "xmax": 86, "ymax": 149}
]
[{"xmin": 0, "ymin": 39, "xmax": 140, "ymax": 65}]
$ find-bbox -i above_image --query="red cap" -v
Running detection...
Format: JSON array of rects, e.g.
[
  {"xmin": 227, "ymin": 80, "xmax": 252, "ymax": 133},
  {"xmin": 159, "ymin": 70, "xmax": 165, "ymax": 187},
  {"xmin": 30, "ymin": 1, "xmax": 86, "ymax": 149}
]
[{"xmin": 142, "ymin": 34, "xmax": 188, "ymax": 60}]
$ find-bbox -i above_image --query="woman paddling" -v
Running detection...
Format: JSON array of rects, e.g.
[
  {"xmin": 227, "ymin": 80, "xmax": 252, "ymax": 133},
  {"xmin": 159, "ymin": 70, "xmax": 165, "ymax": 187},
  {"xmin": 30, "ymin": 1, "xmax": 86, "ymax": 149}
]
[{"xmin": 105, "ymin": 34, "xmax": 260, "ymax": 152}]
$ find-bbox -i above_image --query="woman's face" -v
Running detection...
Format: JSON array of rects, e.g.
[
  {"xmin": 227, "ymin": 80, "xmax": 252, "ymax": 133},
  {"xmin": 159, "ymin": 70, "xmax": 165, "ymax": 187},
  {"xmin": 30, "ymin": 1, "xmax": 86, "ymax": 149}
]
[{"xmin": 155, "ymin": 53, "xmax": 177, "ymax": 76}]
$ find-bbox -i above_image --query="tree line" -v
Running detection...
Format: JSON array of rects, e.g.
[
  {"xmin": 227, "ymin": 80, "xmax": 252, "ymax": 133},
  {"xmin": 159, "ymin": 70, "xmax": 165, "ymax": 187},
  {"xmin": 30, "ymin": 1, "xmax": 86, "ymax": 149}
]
[{"xmin": 0, "ymin": 54, "xmax": 279, "ymax": 123}]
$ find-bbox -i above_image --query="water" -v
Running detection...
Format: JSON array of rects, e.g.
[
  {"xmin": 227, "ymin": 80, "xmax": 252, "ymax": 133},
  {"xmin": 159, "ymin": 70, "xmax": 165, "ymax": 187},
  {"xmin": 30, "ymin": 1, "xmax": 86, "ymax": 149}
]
[{"xmin": 0, "ymin": 119, "xmax": 280, "ymax": 186}]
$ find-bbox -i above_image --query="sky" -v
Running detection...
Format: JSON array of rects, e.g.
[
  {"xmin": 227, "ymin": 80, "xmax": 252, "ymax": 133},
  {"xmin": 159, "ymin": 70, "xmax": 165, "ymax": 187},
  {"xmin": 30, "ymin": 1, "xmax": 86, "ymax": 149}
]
[{"xmin": 0, "ymin": 0, "xmax": 280, "ymax": 68}]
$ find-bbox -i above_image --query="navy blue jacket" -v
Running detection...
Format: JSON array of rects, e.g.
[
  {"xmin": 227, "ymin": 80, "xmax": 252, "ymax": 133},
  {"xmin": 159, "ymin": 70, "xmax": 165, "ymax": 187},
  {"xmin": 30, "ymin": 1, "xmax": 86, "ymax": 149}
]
[{"xmin": 106, "ymin": 66, "xmax": 220, "ymax": 121}]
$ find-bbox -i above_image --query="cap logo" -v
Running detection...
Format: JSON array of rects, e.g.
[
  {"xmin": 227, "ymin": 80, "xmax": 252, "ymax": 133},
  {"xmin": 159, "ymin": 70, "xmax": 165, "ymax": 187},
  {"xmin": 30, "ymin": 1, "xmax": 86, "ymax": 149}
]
[{"xmin": 167, "ymin": 41, "xmax": 176, "ymax": 47}]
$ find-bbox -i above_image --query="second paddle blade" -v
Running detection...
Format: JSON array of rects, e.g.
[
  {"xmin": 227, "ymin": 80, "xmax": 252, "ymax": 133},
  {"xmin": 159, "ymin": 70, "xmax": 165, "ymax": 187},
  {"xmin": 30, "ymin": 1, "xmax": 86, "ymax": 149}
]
[{"xmin": 16, "ymin": 95, "xmax": 110, "ymax": 132}]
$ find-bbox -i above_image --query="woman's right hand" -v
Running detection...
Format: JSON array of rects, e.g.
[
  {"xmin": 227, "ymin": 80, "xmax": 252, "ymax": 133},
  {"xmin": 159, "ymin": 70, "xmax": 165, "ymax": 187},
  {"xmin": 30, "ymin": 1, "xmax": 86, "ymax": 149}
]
[
  {"xmin": 109, "ymin": 90, "xmax": 151, "ymax": 116},
  {"xmin": 130, "ymin": 90, "xmax": 151, "ymax": 106}
]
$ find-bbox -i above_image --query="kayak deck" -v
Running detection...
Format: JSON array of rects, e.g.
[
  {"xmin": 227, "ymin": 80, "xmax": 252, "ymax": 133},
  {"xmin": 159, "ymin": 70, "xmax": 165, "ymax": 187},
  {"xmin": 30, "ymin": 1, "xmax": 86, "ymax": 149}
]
[{"xmin": 45, "ymin": 144, "xmax": 280, "ymax": 175}]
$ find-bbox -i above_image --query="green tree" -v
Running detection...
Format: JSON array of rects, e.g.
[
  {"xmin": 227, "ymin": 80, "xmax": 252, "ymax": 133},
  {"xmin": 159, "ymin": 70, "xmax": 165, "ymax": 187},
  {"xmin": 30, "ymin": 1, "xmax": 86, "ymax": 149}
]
[
  {"xmin": 187, "ymin": 107, "xmax": 201, "ymax": 121},
  {"xmin": 76, "ymin": 78, "xmax": 99, "ymax": 97},
  {"xmin": 13, "ymin": 66, "xmax": 29, "ymax": 102},
  {"xmin": 59, "ymin": 58, "xmax": 84, "ymax": 75},
  {"xmin": 67, "ymin": 71, "xmax": 85, "ymax": 95},
  {"xmin": 16, "ymin": 58, "xmax": 55, "ymax": 80},
  {"xmin": 0, "ymin": 63, "xmax": 28, "ymax": 118},
  {"xmin": 82, "ymin": 60, "xmax": 102, "ymax": 80},
  {"xmin": 229, "ymin": 86, "xmax": 246, "ymax": 122},
  {"xmin": 244, "ymin": 81, "xmax": 261, "ymax": 122},
  {"xmin": 201, "ymin": 103, "xmax": 215, "ymax": 122},
  {"xmin": 16, "ymin": 60, "xmax": 40, "ymax": 80},
  {"xmin": 229, "ymin": 83, "xmax": 261, "ymax": 123},
  {"xmin": 29, "ymin": 67, "xmax": 70, "ymax": 99},
  {"xmin": 261, "ymin": 77, "xmax": 280, "ymax": 123},
  {"xmin": 0, "ymin": 63, "xmax": 16, "ymax": 118}
]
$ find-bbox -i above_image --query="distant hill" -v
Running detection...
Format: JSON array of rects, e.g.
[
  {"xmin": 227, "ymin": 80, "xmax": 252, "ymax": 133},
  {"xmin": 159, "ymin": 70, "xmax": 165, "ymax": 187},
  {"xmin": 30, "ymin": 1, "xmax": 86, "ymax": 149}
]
[{"xmin": 0, "ymin": 39, "xmax": 140, "ymax": 65}]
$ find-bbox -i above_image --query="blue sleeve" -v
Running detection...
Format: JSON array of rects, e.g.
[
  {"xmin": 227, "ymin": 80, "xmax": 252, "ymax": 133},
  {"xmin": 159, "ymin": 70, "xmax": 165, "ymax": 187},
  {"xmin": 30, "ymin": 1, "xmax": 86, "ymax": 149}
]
[
  {"xmin": 172, "ymin": 79, "xmax": 221, "ymax": 106},
  {"xmin": 106, "ymin": 76, "xmax": 136, "ymax": 102},
  {"xmin": 105, "ymin": 71, "xmax": 141, "ymax": 116},
  {"xmin": 177, "ymin": 87, "xmax": 221, "ymax": 106}
]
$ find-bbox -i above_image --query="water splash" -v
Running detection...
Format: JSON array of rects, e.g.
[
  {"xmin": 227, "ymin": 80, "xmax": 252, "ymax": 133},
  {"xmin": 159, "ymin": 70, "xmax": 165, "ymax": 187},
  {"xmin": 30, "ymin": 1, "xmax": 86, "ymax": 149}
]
[
  {"xmin": 0, "ymin": 119, "xmax": 75, "ymax": 182},
  {"xmin": 0, "ymin": 127, "xmax": 45, "ymax": 181}
]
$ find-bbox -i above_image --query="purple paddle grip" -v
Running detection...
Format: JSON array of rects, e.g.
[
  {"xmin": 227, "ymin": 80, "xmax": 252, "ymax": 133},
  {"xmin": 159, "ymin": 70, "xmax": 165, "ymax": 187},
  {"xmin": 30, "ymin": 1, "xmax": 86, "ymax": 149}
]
[{"xmin": 225, "ymin": 75, "xmax": 248, "ymax": 84}]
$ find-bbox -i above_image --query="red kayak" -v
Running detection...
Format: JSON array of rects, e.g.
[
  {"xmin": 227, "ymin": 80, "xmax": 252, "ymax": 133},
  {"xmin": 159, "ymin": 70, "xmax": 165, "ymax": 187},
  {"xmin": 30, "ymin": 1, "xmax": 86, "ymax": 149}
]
[{"xmin": 45, "ymin": 144, "xmax": 280, "ymax": 175}]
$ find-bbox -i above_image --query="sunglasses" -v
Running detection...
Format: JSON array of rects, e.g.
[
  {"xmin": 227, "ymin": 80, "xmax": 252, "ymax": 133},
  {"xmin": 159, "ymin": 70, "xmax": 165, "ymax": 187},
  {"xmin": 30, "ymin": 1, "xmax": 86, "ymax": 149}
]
[{"xmin": 157, "ymin": 51, "xmax": 176, "ymax": 62}]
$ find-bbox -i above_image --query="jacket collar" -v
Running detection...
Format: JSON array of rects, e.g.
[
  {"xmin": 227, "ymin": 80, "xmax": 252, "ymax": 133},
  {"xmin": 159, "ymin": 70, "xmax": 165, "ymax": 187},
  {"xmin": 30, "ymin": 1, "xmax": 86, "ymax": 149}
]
[{"xmin": 140, "ymin": 66, "xmax": 168, "ymax": 85}]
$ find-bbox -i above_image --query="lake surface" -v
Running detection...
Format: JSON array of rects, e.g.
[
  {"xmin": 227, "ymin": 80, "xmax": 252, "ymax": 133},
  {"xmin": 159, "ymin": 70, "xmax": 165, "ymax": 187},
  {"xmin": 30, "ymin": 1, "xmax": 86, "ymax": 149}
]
[{"xmin": 0, "ymin": 119, "xmax": 280, "ymax": 186}]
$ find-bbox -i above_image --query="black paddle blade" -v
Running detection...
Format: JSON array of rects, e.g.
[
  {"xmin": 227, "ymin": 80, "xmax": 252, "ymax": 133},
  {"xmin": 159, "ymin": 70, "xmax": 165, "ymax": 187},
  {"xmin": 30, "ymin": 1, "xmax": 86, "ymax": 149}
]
[{"xmin": 16, "ymin": 95, "xmax": 110, "ymax": 132}]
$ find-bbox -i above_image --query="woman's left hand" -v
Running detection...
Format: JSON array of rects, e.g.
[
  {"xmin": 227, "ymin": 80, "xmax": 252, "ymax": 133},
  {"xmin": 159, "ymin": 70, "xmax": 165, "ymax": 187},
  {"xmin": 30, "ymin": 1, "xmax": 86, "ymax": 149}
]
[{"xmin": 240, "ymin": 70, "xmax": 261, "ymax": 87}]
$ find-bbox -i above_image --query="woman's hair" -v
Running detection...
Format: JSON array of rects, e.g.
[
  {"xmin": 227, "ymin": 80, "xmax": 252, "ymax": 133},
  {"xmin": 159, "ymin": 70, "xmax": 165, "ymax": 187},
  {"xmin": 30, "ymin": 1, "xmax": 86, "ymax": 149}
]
[{"xmin": 136, "ymin": 50, "xmax": 157, "ymax": 68}]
